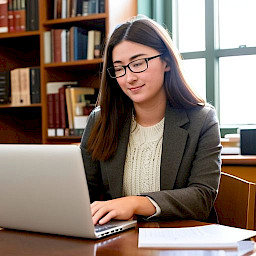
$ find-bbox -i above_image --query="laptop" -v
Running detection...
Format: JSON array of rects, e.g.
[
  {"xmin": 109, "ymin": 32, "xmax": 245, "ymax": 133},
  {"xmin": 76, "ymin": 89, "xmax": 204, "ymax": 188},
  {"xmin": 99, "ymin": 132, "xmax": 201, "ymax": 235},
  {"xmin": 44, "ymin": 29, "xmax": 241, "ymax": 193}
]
[{"xmin": 0, "ymin": 144, "xmax": 137, "ymax": 239}]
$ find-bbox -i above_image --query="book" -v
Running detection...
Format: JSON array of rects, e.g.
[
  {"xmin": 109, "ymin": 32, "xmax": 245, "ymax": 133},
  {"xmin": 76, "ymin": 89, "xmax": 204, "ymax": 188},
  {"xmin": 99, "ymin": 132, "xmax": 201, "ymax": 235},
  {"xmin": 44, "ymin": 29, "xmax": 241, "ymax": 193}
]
[
  {"xmin": 30, "ymin": 67, "xmax": 40, "ymax": 104},
  {"xmin": 20, "ymin": 0, "xmax": 26, "ymax": 31},
  {"xmin": 82, "ymin": 0, "xmax": 89, "ymax": 16},
  {"xmin": 76, "ymin": 0, "xmax": 83, "ymax": 16},
  {"xmin": 47, "ymin": 81, "xmax": 78, "ymax": 135},
  {"xmin": 74, "ymin": 26, "xmax": 88, "ymax": 60},
  {"xmin": 13, "ymin": 0, "xmax": 21, "ymax": 32},
  {"xmin": 65, "ymin": 86, "xmax": 94, "ymax": 129},
  {"xmin": 94, "ymin": 30, "xmax": 101, "ymax": 58},
  {"xmin": 87, "ymin": 30, "xmax": 101, "ymax": 60},
  {"xmin": 61, "ymin": 29, "xmax": 67, "ymax": 62},
  {"xmin": 0, "ymin": 71, "xmax": 10, "ymax": 104},
  {"xmin": 52, "ymin": 29, "xmax": 62, "ymax": 63},
  {"xmin": 19, "ymin": 67, "xmax": 31, "ymax": 105},
  {"xmin": 44, "ymin": 31, "xmax": 52, "ymax": 63},
  {"xmin": 88, "ymin": 0, "xmax": 98, "ymax": 14},
  {"xmin": 0, "ymin": 0, "xmax": 8, "ymax": 33},
  {"xmin": 98, "ymin": 0, "xmax": 104, "ymax": 13},
  {"xmin": 8, "ymin": 0, "xmax": 14, "ymax": 32},
  {"xmin": 10, "ymin": 68, "xmax": 21, "ymax": 106},
  {"xmin": 30, "ymin": 0, "xmax": 39, "ymax": 31}
]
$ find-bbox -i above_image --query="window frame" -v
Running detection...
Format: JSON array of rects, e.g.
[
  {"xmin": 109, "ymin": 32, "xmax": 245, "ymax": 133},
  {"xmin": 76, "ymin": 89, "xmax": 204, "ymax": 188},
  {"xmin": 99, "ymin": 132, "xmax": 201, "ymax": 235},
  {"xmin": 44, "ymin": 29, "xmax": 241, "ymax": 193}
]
[{"xmin": 172, "ymin": 0, "xmax": 256, "ymax": 135}]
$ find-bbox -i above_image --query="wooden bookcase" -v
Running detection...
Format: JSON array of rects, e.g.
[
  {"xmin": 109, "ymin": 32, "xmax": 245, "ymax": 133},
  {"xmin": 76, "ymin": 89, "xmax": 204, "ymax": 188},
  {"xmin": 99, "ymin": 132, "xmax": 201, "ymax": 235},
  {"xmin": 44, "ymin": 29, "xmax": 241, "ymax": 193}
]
[{"xmin": 0, "ymin": 0, "xmax": 137, "ymax": 144}]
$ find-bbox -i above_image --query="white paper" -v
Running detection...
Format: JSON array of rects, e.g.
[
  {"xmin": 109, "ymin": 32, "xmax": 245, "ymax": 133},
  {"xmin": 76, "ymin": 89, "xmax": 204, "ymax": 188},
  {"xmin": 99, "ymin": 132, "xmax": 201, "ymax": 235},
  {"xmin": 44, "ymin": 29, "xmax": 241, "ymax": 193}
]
[{"xmin": 138, "ymin": 224, "xmax": 256, "ymax": 249}]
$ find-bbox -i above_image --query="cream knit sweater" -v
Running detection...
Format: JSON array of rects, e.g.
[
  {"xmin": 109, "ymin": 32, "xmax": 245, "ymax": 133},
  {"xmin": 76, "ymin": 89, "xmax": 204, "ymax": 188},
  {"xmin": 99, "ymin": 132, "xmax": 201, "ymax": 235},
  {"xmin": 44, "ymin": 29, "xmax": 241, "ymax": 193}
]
[{"xmin": 123, "ymin": 116, "xmax": 164, "ymax": 196}]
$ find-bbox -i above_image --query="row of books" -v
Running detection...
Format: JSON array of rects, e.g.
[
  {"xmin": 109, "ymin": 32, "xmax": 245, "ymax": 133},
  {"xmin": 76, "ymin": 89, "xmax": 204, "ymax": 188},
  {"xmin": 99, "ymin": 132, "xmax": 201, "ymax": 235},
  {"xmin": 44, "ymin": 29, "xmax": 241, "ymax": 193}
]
[
  {"xmin": 44, "ymin": 28, "xmax": 102, "ymax": 63},
  {"xmin": 0, "ymin": 67, "xmax": 40, "ymax": 105},
  {"xmin": 0, "ymin": 0, "xmax": 39, "ymax": 33},
  {"xmin": 53, "ymin": 0, "xmax": 105, "ymax": 19},
  {"xmin": 47, "ymin": 81, "xmax": 98, "ymax": 137}
]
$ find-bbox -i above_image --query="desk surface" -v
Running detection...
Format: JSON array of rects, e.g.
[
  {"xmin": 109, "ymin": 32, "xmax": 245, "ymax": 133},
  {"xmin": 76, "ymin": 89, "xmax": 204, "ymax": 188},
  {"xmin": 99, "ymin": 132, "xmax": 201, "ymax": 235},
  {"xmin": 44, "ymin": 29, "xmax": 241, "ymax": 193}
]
[
  {"xmin": 222, "ymin": 155, "xmax": 256, "ymax": 165},
  {"xmin": 0, "ymin": 220, "xmax": 255, "ymax": 256}
]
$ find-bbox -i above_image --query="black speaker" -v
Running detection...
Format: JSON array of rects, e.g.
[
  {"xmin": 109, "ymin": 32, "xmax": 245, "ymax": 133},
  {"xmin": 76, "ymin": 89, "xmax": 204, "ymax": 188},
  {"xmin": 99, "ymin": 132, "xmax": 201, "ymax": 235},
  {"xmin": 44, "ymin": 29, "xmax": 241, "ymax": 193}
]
[{"xmin": 240, "ymin": 129, "xmax": 256, "ymax": 155}]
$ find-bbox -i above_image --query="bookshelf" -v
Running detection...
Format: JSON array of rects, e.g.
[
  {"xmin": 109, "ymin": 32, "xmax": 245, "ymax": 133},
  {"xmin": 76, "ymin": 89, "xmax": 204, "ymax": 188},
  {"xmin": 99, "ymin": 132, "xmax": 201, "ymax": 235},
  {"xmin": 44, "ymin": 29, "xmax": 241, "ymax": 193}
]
[{"xmin": 0, "ymin": 0, "xmax": 137, "ymax": 144}]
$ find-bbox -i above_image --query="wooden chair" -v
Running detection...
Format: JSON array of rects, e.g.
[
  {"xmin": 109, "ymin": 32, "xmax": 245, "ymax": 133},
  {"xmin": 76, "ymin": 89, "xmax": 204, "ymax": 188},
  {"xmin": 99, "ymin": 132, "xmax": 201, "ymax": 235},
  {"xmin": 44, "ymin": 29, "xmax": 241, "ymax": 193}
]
[{"xmin": 214, "ymin": 172, "xmax": 256, "ymax": 230}]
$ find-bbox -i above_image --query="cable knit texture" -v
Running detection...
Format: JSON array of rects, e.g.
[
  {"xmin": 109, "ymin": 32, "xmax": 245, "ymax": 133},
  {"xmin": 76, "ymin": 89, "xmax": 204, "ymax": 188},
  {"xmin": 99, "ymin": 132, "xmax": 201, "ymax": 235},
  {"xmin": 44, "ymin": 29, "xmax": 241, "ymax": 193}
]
[{"xmin": 123, "ymin": 116, "xmax": 164, "ymax": 196}]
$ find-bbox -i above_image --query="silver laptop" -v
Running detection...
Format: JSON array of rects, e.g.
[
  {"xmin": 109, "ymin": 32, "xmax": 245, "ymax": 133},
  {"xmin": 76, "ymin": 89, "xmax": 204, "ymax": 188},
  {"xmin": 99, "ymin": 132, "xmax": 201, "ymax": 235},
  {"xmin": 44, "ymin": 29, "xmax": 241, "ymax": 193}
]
[{"xmin": 0, "ymin": 144, "xmax": 136, "ymax": 239}]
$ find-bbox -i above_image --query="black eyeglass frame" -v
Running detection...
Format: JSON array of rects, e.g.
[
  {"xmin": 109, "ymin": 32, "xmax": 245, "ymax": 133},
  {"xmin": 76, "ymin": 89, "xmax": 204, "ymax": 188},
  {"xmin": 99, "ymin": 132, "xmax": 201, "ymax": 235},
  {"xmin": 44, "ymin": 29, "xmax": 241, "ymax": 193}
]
[{"xmin": 107, "ymin": 54, "xmax": 162, "ymax": 78}]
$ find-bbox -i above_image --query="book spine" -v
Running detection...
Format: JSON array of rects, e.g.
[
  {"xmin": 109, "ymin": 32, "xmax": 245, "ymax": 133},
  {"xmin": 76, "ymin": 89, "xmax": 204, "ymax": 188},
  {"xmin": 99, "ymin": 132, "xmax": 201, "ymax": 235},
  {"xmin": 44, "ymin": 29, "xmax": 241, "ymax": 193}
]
[
  {"xmin": 53, "ymin": 29, "xmax": 62, "ymax": 63},
  {"xmin": 19, "ymin": 67, "xmax": 31, "ymax": 105},
  {"xmin": 59, "ymin": 86, "xmax": 67, "ymax": 128},
  {"xmin": 19, "ymin": 0, "xmax": 25, "ymax": 31},
  {"xmin": 13, "ymin": 0, "xmax": 21, "ymax": 32},
  {"xmin": 29, "ymin": 0, "xmax": 35, "ymax": 30},
  {"xmin": 30, "ymin": 67, "xmax": 40, "ymax": 104},
  {"xmin": 44, "ymin": 31, "xmax": 52, "ymax": 63},
  {"xmin": 25, "ymin": 0, "xmax": 30, "ymax": 30},
  {"xmin": 99, "ymin": 0, "xmax": 104, "ymax": 13},
  {"xmin": 0, "ymin": 0, "xmax": 8, "ymax": 33},
  {"xmin": 47, "ymin": 93, "xmax": 56, "ymax": 129},
  {"xmin": 8, "ymin": 0, "xmax": 14, "ymax": 32},
  {"xmin": 87, "ymin": 30, "xmax": 95, "ymax": 60},
  {"xmin": 54, "ymin": 92, "xmax": 60, "ymax": 128},
  {"xmin": 10, "ymin": 68, "xmax": 21, "ymax": 106},
  {"xmin": 76, "ymin": 0, "xmax": 83, "ymax": 16},
  {"xmin": 0, "ymin": 71, "xmax": 10, "ymax": 103}
]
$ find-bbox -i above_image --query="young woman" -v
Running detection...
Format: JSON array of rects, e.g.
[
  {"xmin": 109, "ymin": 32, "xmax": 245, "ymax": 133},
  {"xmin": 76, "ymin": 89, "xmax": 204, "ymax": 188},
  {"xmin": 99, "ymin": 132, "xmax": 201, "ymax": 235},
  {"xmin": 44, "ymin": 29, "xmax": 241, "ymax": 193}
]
[{"xmin": 80, "ymin": 16, "xmax": 222, "ymax": 225}]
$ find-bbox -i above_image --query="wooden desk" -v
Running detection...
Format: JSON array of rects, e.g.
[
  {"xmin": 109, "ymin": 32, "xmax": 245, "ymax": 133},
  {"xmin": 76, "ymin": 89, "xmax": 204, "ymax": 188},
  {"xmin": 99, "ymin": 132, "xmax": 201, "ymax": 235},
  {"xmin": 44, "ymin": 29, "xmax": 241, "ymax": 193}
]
[
  {"xmin": 0, "ymin": 220, "xmax": 255, "ymax": 256},
  {"xmin": 221, "ymin": 155, "xmax": 256, "ymax": 182}
]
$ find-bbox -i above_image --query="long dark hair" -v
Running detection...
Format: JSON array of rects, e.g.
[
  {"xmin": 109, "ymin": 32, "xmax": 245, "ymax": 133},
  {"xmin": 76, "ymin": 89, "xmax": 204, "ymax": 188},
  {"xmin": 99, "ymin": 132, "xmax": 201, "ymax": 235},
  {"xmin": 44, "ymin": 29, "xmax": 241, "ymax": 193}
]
[{"xmin": 87, "ymin": 16, "xmax": 205, "ymax": 161}]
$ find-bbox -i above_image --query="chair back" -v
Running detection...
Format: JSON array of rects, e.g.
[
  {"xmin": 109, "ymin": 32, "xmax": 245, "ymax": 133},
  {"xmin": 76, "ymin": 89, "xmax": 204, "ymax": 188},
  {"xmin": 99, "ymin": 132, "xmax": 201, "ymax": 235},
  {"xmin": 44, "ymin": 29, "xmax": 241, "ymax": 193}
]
[{"xmin": 215, "ymin": 172, "xmax": 256, "ymax": 230}]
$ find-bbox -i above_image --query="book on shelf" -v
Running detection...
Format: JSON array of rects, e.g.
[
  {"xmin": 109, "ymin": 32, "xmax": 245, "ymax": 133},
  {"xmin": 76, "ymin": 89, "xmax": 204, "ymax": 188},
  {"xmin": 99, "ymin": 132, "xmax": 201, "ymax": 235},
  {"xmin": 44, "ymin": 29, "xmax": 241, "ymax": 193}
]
[
  {"xmin": 13, "ymin": 0, "xmax": 21, "ymax": 32},
  {"xmin": 44, "ymin": 31, "xmax": 52, "ymax": 63},
  {"xmin": 52, "ymin": 29, "xmax": 62, "ymax": 63},
  {"xmin": 19, "ymin": 67, "xmax": 31, "ymax": 105},
  {"xmin": 46, "ymin": 81, "xmax": 78, "ymax": 137},
  {"xmin": 65, "ymin": 86, "xmax": 96, "ymax": 130},
  {"xmin": 7, "ymin": 0, "xmax": 14, "ymax": 32},
  {"xmin": 20, "ymin": 0, "xmax": 26, "ymax": 31},
  {"xmin": 53, "ymin": 0, "xmax": 105, "ymax": 19},
  {"xmin": 0, "ymin": 71, "xmax": 10, "ymax": 104},
  {"xmin": 0, "ymin": 0, "xmax": 8, "ymax": 33},
  {"xmin": 10, "ymin": 67, "xmax": 40, "ymax": 106},
  {"xmin": 87, "ymin": 30, "xmax": 101, "ymax": 60},
  {"xmin": 45, "ymin": 26, "xmax": 93, "ymax": 63},
  {"xmin": 29, "ymin": 67, "xmax": 40, "ymax": 104}
]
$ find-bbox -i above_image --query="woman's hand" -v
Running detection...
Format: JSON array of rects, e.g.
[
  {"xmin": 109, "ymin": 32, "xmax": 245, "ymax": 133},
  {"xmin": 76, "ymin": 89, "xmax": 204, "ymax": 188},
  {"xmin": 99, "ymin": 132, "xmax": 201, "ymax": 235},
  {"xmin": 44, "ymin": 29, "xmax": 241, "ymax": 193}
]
[{"xmin": 91, "ymin": 196, "xmax": 156, "ymax": 225}]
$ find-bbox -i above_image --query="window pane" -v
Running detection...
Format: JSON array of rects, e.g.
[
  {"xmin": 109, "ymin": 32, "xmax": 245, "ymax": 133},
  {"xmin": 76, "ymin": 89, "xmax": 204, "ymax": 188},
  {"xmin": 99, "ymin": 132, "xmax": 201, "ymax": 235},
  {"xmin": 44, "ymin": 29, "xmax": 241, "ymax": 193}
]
[
  {"xmin": 182, "ymin": 58, "xmax": 206, "ymax": 100},
  {"xmin": 219, "ymin": 55, "xmax": 256, "ymax": 125},
  {"xmin": 177, "ymin": 0, "xmax": 205, "ymax": 52},
  {"xmin": 219, "ymin": 0, "xmax": 256, "ymax": 49}
]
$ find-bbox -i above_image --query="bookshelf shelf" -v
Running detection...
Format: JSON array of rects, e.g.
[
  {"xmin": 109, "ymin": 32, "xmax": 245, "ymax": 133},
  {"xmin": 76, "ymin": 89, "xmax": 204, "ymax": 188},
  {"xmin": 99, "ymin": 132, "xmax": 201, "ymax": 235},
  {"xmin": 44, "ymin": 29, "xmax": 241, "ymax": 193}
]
[
  {"xmin": 44, "ymin": 58, "xmax": 103, "ymax": 69},
  {"xmin": 0, "ymin": 0, "xmax": 137, "ymax": 144},
  {"xmin": 0, "ymin": 31, "xmax": 40, "ymax": 39},
  {"xmin": 43, "ymin": 13, "xmax": 107, "ymax": 26},
  {"xmin": 0, "ymin": 103, "xmax": 42, "ymax": 109}
]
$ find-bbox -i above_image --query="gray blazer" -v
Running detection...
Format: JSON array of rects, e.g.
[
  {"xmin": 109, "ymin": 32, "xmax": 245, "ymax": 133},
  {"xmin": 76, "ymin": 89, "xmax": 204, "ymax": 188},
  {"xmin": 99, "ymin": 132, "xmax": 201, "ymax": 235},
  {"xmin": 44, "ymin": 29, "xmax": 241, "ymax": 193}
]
[{"xmin": 80, "ymin": 103, "xmax": 222, "ymax": 221}]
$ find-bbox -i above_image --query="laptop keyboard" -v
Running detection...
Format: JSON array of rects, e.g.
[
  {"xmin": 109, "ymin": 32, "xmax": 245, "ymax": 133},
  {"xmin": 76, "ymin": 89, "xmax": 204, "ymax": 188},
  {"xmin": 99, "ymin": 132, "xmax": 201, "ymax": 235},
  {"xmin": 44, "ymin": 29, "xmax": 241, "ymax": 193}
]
[{"xmin": 95, "ymin": 224, "xmax": 117, "ymax": 233}]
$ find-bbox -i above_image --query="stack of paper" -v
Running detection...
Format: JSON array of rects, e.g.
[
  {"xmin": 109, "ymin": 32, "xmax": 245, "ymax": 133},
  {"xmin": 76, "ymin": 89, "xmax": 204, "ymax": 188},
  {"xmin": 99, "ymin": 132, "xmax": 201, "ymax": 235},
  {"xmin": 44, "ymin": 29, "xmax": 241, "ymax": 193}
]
[{"xmin": 138, "ymin": 224, "xmax": 256, "ymax": 249}]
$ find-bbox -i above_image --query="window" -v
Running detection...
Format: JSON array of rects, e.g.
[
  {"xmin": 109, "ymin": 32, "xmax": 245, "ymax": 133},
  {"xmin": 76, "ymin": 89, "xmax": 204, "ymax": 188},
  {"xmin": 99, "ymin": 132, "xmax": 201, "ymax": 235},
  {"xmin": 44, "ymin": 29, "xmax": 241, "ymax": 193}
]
[{"xmin": 172, "ymin": 0, "xmax": 256, "ymax": 127}]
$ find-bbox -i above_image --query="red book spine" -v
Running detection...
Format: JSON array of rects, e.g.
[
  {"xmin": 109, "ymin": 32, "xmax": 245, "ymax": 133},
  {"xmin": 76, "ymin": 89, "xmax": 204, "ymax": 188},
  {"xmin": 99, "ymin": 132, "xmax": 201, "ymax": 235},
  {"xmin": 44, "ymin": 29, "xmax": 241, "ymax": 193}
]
[
  {"xmin": 47, "ymin": 93, "xmax": 55, "ymax": 129},
  {"xmin": 59, "ymin": 86, "xmax": 67, "ymax": 128},
  {"xmin": 53, "ymin": 29, "xmax": 62, "ymax": 63},
  {"xmin": 7, "ymin": 0, "xmax": 14, "ymax": 32},
  {"xmin": 54, "ymin": 92, "xmax": 60, "ymax": 128},
  {"xmin": 0, "ymin": 0, "xmax": 8, "ymax": 33}
]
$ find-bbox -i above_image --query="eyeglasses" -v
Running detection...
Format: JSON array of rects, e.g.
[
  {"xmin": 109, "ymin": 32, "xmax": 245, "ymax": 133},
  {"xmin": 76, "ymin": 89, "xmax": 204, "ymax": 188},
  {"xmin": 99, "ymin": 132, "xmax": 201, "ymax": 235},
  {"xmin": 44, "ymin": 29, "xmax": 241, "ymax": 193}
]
[{"xmin": 107, "ymin": 54, "xmax": 162, "ymax": 78}]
